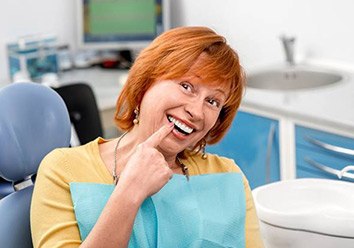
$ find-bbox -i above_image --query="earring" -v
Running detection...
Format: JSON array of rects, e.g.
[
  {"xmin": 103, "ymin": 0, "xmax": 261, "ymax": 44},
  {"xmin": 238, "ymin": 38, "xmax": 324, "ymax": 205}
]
[
  {"xmin": 201, "ymin": 139, "xmax": 207, "ymax": 159},
  {"xmin": 133, "ymin": 107, "xmax": 139, "ymax": 125}
]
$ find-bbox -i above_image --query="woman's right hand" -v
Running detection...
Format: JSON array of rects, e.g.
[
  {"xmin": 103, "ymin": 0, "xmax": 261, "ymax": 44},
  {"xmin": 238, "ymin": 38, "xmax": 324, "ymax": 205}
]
[{"xmin": 116, "ymin": 123, "xmax": 174, "ymax": 203}]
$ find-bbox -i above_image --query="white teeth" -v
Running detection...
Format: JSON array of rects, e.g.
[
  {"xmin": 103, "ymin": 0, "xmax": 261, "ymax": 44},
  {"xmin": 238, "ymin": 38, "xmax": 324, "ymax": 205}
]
[{"xmin": 168, "ymin": 116, "xmax": 194, "ymax": 134}]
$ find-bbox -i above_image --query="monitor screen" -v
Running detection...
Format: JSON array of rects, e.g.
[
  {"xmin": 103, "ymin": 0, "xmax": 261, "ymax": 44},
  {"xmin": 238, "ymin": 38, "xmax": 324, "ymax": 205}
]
[{"xmin": 76, "ymin": 0, "xmax": 170, "ymax": 50}]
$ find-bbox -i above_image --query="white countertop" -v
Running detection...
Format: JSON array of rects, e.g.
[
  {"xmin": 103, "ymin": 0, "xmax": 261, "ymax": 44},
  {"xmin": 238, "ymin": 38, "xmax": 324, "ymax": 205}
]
[
  {"xmin": 0, "ymin": 67, "xmax": 128, "ymax": 111},
  {"xmin": 241, "ymin": 67, "xmax": 354, "ymax": 134}
]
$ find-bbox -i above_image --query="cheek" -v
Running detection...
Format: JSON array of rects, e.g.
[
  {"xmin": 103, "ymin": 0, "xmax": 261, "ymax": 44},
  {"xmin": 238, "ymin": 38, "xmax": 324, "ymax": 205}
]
[
  {"xmin": 193, "ymin": 114, "xmax": 219, "ymax": 143},
  {"xmin": 205, "ymin": 111, "xmax": 220, "ymax": 130},
  {"xmin": 142, "ymin": 88, "xmax": 180, "ymax": 109}
]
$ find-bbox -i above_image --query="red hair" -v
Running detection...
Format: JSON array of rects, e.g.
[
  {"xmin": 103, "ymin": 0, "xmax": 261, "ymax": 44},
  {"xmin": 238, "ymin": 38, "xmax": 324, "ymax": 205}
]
[{"xmin": 115, "ymin": 26, "xmax": 245, "ymax": 147}]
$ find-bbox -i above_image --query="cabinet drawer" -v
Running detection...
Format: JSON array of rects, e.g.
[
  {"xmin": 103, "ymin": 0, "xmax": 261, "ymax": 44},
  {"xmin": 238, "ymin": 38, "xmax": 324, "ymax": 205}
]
[
  {"xmin": 296, "ymin": 147, "xmax": 354, "ymax": 181},
  {"xmin": 296, "ymin": 125, "xmax": 354, "ymax": 181},
  {"xmin": 296, "ymin": 125, "xmax": 354, "ymax": 158},
  {"xmin": 207, "ymin": 111, "xmax": 280, "ymax": 189}
]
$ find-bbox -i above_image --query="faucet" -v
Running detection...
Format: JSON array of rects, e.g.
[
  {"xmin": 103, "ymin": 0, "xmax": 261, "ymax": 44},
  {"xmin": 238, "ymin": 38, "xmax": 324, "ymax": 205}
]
[{"xmin": 280, "ymin": 35, "xmax": 296, "ymax": 66}]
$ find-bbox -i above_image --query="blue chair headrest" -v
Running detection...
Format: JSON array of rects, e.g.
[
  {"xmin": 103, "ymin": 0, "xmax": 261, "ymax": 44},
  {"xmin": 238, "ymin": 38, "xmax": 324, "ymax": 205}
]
[{"xmin": 0, "ymin": 83, "xmax": 71, "ymax": 182}]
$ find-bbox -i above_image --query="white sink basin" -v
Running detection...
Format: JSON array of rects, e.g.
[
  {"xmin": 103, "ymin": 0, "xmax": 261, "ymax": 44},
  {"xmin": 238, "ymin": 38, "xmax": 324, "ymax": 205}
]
[
  {"xmin": 247, "ymin": 65, "xmax": 344, "ymax": 90},
  {"xmin": 253, "ymin": 178, "xmax": 354, "ymax": 248}
]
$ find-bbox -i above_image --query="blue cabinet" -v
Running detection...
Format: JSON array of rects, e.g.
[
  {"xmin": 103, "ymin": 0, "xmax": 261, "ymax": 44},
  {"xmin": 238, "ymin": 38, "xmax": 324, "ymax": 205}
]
[
  {"xmin": 207, "ymin": 111, "xmax": 280, "ymax": 189},
  {"xmin": 296, "ymin": 125, "xmax": 354, "ymax": 181}
]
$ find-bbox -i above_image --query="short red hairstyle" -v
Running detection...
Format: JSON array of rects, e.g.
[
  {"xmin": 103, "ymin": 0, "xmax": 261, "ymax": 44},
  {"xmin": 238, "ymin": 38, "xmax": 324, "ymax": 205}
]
[{"xmin": 115, "ymin": 26, "xmax": 245, "ymax": 147}]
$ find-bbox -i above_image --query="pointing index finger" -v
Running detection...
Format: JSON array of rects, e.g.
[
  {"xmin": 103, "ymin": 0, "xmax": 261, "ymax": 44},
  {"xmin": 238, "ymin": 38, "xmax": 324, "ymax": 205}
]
[{"xmin": 144, "ymin": 123, "xmax": 174, "ymax": 148}]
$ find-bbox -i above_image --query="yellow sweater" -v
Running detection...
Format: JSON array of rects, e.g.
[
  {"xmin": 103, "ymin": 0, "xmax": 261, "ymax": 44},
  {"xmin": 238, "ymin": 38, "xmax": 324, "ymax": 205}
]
[{"xmin": 31, "ymin": 138, "xmax": 264, "ymax": 247}]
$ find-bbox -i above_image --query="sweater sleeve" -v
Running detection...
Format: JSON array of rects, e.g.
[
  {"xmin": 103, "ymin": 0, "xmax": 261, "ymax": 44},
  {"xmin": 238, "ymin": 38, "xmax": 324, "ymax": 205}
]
[{"xmin": 30, "ymin": 149, "xmax": 81, "ymax": 248}]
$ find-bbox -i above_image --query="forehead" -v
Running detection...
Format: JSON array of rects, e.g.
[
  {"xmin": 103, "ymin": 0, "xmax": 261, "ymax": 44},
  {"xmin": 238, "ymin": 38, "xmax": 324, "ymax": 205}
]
[
  {"xmin": 185, "ymin": 71, "xmax": 231, "ymax": 95},
  {"xmin": 183, "ymin": 55, "xmax": 232, "ymax": 95}
]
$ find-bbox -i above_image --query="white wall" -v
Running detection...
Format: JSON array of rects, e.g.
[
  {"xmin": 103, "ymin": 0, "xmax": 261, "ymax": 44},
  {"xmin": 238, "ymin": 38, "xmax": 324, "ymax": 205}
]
[
  {"xmin": 0, "ymin": 0, "xmax": 76, "ymax": 83},
  {"xmin": 1, "ymin": 0, "xmax": 354, "ymax": 82},
  {"xmin": 171, "ymin": 0, "xmax": 354, "ymax": 72}
]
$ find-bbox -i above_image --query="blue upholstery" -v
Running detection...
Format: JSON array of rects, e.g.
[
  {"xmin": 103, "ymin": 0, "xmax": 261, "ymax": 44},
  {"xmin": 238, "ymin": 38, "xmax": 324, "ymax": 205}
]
[
  {"xmin": 0, "ymin": 82, "xmax": 71, "ymax": 247},
  {"xmin": 0, "ymin": 179, "xmax": 14, "ymax": 199}
]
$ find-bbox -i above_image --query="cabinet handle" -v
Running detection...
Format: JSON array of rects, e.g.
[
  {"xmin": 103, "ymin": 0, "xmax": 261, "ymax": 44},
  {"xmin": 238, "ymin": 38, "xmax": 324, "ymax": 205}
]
[
  {"xmin": 304, "ymin": 136, "xmax": 354, "ymax": 156},
  {"xmin": 266, "ymin": 123, "xmax": 276, "ymax": 183},
  {"xmin": 339, "ymin": 165, "xmax": 354, "ymax": 179},
  {"xmin": 304, "ymin": 157, "xmax": 354, "ymax": 180}
]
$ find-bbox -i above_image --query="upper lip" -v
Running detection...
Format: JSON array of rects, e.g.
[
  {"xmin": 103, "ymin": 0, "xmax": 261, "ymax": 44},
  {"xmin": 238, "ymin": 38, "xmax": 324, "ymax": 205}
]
[{"xmin": 168, "ymin": 115, "xmax": 198, "ymax": 131}]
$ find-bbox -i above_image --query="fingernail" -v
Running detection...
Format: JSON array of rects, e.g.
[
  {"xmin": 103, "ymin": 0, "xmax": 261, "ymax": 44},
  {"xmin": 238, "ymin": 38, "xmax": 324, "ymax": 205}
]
[{"xmin": 168, "ymin": 122, "xmax": 174, "ymax": 128}]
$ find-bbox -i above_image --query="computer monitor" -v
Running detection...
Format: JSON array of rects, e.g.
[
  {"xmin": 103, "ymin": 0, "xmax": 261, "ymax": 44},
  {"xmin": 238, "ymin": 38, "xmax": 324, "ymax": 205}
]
[{"xmin": 76, "ymin": 0, "xmax": 170, "ymax": 51}]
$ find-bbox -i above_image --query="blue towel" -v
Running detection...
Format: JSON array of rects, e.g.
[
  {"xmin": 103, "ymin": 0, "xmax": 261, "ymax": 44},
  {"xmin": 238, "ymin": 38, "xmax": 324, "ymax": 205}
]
[{"xmin": 70, "ymin": 173, "xmax": 246, "ymax": 247}]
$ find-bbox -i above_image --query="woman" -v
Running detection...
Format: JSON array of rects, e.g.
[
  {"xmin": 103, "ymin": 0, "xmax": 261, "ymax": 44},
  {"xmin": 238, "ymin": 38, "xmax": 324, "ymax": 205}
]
[{"xmin": 31, "ymin": 26, "xmax": 264, "ymax": 247}]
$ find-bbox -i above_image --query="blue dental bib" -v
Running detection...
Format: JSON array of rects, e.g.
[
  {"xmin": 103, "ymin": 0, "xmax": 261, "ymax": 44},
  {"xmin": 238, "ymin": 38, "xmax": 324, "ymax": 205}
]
[{"xmin": 70, "ymin": 173, "xmax": 246, "ymax": 247}]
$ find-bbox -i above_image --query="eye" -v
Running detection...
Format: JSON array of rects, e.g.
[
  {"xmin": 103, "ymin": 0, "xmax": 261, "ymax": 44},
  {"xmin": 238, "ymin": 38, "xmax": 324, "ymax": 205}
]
[
  {"xmin": 180, "ymin": 81, "xmax": 193, "ymax": 93},
  {"xmin": 207, "ymin": 98, "xmax": 220, "ymax": 108}
]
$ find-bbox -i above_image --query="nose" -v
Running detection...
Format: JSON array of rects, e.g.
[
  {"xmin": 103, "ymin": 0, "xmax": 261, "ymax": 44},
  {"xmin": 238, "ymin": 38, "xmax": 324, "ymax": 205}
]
[{"xmin": 184, "ymin": 99, "xmax": 204, "ymax": 121}]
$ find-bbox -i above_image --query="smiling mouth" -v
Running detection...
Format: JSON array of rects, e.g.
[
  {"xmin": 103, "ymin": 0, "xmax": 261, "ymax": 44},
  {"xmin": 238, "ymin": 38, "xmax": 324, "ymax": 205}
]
[{"xmin": 167, "ymin": 115, "xmax": 194, "ymax": 135}]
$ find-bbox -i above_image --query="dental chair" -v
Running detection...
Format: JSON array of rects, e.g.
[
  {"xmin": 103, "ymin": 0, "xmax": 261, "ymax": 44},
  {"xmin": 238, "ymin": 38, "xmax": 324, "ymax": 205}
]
[{"xmin": 0, "ymin": 82, "xmax": 71, "ymax": 247}]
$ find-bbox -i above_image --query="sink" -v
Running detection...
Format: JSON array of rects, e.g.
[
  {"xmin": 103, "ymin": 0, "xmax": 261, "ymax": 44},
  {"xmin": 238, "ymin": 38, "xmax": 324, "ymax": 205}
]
[
  {"xmin": 247, "ymin": 65, "xmax": 344, "ymax": 90},
  {"xmin": 252, "ymin": 178, "xmax": 354, "ymax": 248}
]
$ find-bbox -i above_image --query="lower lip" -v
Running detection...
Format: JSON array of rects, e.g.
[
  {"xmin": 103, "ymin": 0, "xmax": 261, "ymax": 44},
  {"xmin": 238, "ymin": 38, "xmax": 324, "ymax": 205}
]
[
  {"xmin": 171, "ymin": 128, "xmax": 190, "ymax": 140},
  {"xmin": 166, "ymin": 116, "xmax": 192, "ymax": 140}
]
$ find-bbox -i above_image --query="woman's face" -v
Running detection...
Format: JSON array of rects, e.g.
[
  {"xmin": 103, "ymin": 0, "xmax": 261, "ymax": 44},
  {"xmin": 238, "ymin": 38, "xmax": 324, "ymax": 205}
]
[{"xmin": 138, "ymin": 72, "xmax": 229, "ymax": 157}]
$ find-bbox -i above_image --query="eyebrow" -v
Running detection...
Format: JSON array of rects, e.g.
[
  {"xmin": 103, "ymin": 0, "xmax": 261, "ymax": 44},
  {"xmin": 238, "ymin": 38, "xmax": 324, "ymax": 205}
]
[
  {"xmin": 187, "ymin": 72, "xmax": 229, "ymax": 98},
  {"xmin": 214, "ymin": 88, "xmax": 228, "ymax": 98}
]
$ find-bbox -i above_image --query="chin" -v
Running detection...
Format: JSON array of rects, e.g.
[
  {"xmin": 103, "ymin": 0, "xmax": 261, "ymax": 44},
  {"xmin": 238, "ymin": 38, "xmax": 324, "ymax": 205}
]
[{"xmin": 158, "ymin": 139, "xmax": 188, "ymax": 156}]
